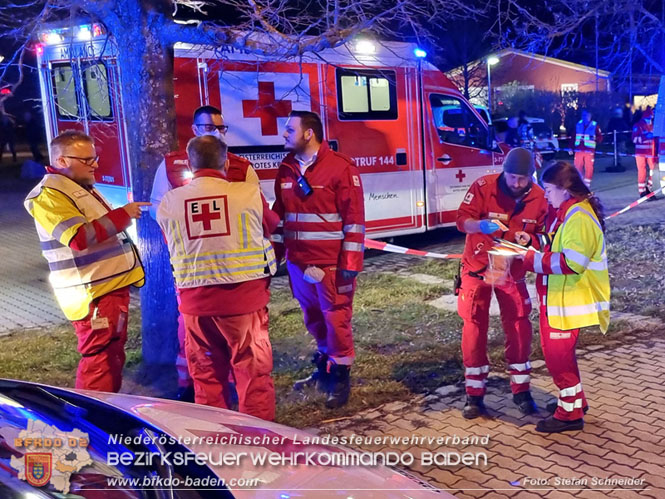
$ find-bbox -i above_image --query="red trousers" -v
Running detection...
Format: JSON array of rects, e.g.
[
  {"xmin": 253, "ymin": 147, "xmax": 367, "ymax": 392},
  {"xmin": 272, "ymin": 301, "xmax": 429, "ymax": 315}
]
[
  {"xmin": 458, "ymin": 273, "xmax": 533, "ymax": 396},
  {"xmin": 574, "ymin": 151, "xmax": 595, "ymax": 186},
  {"xmin": 635, "ymin": 156, "xmax": 655, "ymax": 193},
  {"xmin": 72, "ymin": 288, "xmax": 130, "ymax": 392},
  {"xmin": 175, "ymin": 290, "xmax": 193, "ymax": 388},
  {"xmin": 183, "ymin": 308, "xmax": 275, "ymax": 421},
  {"xmin": 287, "ymin": 262, "xmax": 356, "ymax": 365},
  {"xmin": 539, "ymin": 305, "xmax": 587, "ymax": 421}
]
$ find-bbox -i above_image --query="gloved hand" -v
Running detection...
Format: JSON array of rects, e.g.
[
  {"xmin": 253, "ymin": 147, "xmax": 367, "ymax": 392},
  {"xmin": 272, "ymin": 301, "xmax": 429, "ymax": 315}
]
[
  {"xmin": 340, "ymin": 269, "xmax": 359, "ymax": 280},
  {"xmin": 479, "ymin": 220, "xmax": 500, "ymax": 234}
]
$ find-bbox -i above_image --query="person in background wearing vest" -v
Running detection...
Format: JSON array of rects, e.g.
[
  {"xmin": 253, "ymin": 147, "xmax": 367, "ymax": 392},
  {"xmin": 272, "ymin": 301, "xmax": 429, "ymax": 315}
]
[
  {"xmin": 150, "ymin": 105, "xmax": 260, "ymax": 402},
  {"xmin": 272, "ymin": 111, "xmax": 365, "ymax": 409},
  {"xmin": 24, "ymin": 130, "xmax": 148, "ymax": 392},
  {"xmin": 515, "ymin": 161, "xmax": 610, "ymax": 433},
  {"xmin": 157, "ymin": 135, "xmax": 277, "ymax": 421},
  {"xmin": 632, "ymin": 108, "xmax": 658, "ymax": 199},
  {"xmin": 573, "ymin": 109, "xmax": 602, "ymax": 188},
  {"xmin": 456, "ymin": 148, "xmax": 548, "ymax": 419}
]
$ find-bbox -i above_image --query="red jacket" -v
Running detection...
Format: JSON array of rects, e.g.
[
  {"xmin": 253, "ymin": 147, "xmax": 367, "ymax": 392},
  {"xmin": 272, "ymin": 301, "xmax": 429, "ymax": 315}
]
[
  {"xmin": 165, "ymin": 150, "xmax": 252, "ymax": 187},
  {"xmin": 272, "ymin": 141, "xmax": 365, "ymax": 271},
  {"xmin": 632, "ymin": 119, "xmax": 657, "ymax": 158},
  {"xmin": 457, "ymin": 173, "xmax": 547, "ymax": 277}
]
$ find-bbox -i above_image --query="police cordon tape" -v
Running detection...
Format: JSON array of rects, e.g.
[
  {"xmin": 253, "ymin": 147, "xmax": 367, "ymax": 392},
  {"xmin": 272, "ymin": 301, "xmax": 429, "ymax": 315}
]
[
  {"xmin": 604, "ymin": 186, "xmax": 664, "ymax": 220},
  {"xmin": 364, "ymin": 238, "xmax": 462, "ymax": 259},
  {"xmin": 363, "ymin": 187, "xmax": 662, "ymax": 258}
]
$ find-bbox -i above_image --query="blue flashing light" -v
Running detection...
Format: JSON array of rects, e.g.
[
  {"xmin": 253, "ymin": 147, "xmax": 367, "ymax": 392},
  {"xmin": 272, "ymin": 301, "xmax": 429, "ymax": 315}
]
[{"xmin": 414, "ymin": 48, "xmax": 427, "ymax": 58}]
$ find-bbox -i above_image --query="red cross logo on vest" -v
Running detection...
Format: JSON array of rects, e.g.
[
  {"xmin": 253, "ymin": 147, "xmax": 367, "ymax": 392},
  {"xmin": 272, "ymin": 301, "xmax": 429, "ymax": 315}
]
[
  {"xmin": 185, "ymin": 196, "xmax": 230, "ymax": 239},
  {"xmin": 455, "ymin": 169, "xmax": 466, "ymax": 182},
  {"xmin": 242, "ymin": 81, "xmax": 293, "ymax": 136}
]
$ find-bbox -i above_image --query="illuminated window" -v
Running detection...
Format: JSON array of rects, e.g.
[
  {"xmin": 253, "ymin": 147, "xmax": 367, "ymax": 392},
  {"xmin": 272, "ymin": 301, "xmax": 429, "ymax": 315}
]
[
  {"xmin": 337, "ymin": 69, "xmax": 397, "ymax": 120},
  {"xmin": 52, "ymin": 64, "xmax": 79, "ymax": 120},
  {"xmin": 83, "ymin": 63, "xmax": 112, "ymax": 119}
]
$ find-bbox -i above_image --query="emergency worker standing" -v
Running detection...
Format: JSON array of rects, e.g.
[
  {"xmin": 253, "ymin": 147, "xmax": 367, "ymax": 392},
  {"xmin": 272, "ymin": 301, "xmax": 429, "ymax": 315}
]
[
  {"xmin": 573, "ymin": 109, "xmax": 602, "ymax": 188},
  {"xmin": 150, "ymin": 105, "xmax": 261, "ymax": 401},
  {"xmin": 456, "ymin": 147, "xmax": 548, "ymax": 419},
  {"xmin": 632, "ymin": 108, "xmax": 657, "ymax": 198},
  {"xmin": 24, "ymin": 130, "xmax": 147, "ymax": 392},
  {"xmin": 272, "ymin": 110, "xmax": 365, "ymax": 409},
  {"xmin": 515, "ymin": 161, "xmax": 610, "ymax": 433},
  {"xmin": 157, "ymin": 135, "xmax": 277, "ymax": 421}
]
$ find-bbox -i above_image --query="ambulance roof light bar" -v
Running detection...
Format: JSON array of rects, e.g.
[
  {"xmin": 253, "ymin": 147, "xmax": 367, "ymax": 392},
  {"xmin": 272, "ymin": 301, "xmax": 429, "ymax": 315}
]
[
  {"xmin": 38, "ymin": 23, "xmax": 106, "ymax": 45},
  {"xmin": 354, "ymin": 39, "xmax": 376, "ymax": 55},
  {"xmin": 413, "ymin": 48, "xmax": 427, "ymax": 58}
]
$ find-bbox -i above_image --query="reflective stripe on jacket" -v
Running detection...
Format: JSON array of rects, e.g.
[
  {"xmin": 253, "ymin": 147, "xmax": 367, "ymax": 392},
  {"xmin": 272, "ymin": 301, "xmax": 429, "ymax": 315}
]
[
  {"xmin": 545, "ymin": 200, "xmax": 610, "ymax": 333},
  {"xmin": 575, "ymin": 120, "xmax": 599, "ymax": 151},
  {"xmin": 24, "ymin": 174, "xmax": 144, "ymax": 320},
  {"xmin": 632, "ymin": 120, "xmax": 657, "ymax": 157},
  {"xmin": 157, "ymin": 175, "xmax": 276, "ymax": 288},
  {"xmin": 271, "ymin": 141, "xmax": 365, "ymax": 271}
]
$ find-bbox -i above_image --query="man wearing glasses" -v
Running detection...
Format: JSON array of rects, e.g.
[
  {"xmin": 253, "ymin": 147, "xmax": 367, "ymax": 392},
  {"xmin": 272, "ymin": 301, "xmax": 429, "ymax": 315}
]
[
  {"xmin": 149, "ymin": 105, "xmax": 262, "ymax": 402},
  {"xmin": 24, "ymin": 130, "xmax": 148, "ymax": 392}
]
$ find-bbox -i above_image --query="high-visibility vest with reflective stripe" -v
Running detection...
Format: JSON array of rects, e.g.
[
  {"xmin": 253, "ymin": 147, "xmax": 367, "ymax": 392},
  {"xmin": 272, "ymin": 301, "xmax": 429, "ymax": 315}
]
[
  {"xmin": 546, "ymin": 200, "xmax": 610, "ymax": 333},
  {"xmin": 24, "ymin": 174, "xmax": 144, "ymax": 320},
  {"xmin": 575, "ymin": 120, "xmax": 598, "ymax": 150},
  {"xmin": 157, "ymin": 176, "xmax": 276, "ymax": 288}
]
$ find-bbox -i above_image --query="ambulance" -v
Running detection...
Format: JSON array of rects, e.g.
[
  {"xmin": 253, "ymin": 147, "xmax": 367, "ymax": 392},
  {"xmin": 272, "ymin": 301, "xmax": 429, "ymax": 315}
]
[{"xmin": 36, "ymin": 23, "xmax": 507, "ymax": 237}]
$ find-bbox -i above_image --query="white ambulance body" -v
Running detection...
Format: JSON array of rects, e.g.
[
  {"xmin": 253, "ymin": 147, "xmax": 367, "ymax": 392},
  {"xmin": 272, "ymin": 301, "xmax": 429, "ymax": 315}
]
[{"xmin": 36, "ymin": 26, "xmax": 507, "ymax": 238}]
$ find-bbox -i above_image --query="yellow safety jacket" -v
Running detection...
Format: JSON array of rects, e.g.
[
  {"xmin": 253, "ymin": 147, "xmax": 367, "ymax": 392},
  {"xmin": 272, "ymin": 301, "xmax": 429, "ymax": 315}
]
[
  {"xmin": 157, "ymin": 175, "xmax": 276, "ymax": 288},
  {"xmin": 24, "ymin": 174, "xmax": 144, "ymax": 320},
  {"xmin": 547, "ymin": 199, "xmax": 610, "ymax": 333}
]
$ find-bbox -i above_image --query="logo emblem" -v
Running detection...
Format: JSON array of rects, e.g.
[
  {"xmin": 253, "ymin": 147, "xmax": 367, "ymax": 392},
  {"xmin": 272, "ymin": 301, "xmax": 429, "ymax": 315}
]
[
  {"xmin": 185, "ymin": 196, "xmax": 230, "ymax": 239},
  {"xmin": 25, "ymin": 453, "xmax": 52, "ymax": 487}
]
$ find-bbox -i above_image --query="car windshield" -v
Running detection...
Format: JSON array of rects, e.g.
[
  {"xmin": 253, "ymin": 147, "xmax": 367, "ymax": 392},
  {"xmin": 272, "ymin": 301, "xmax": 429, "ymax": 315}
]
[{"xmin": 0, "ymin": 380, "xmax": 226, "ymax": 498}]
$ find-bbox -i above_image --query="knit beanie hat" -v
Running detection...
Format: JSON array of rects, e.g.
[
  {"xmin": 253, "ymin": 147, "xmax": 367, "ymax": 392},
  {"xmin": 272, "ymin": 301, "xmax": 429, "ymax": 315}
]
[{"xmin": 503, "ymin": 147, "xmax": 535, "ymax": 176}]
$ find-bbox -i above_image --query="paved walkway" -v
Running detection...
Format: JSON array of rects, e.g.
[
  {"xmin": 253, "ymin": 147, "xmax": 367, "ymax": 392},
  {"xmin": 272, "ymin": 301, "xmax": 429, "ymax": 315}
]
[{"xmin": 321, "ymin": 317, "xmax": 665, "ymax": 498}]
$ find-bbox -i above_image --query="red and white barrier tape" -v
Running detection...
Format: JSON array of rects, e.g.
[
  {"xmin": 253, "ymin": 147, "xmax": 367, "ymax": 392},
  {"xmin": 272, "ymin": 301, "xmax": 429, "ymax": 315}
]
[
  {"xmin": 604, "ymin": 186, "xmax": 663, "ymax": 220},
  {"xmin": 364, "ymin": 238, "xmax": 462, "ymax": 259}
]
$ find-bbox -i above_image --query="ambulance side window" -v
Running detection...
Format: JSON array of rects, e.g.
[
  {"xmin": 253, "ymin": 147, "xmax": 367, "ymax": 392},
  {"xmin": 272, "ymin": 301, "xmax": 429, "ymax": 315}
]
[
  {"xmin": 83, "ymin": 63, "xmax": 113, "ymax": 120},
  {"xmin": 430, "ymin": 94, "xmax": 488, "ymax": 149},
  {"xmin": 336, "ymin": 69, "xmax": 397, "ymax": 120},
  {"xmin": 52, "ymin": 63, "xmax": 80, "ymax": 120}
]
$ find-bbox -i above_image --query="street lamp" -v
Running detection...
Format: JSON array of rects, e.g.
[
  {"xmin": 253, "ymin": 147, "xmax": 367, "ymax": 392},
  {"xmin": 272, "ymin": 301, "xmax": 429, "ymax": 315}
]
[{"xmin": 486, "ymin": 55, "xmax": 500, "ymax": 112}]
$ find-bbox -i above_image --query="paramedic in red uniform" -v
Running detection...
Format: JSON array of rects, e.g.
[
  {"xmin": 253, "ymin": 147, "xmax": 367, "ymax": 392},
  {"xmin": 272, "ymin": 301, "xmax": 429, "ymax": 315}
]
[
  {"xmin": 573, "ymin": 109, "xmax": 602, "ymax": 188},
  {"xmin": 456, "ymin": 147, "xmax": 548, "ymax": 419},
  {"xmin": 272, "ymin": 110, "xmax": 365, "ymax": 409},
  {"xmin": 157, "ymin": 135, "xmax": 277, "ymax": 420},
  {"xmin": 632, "ymin": 108, "xmax": 657, "ymax": 198},
  {"xmin": 150, "ymin": 105, "xmax": 260, "ymax": 402},
  {"xmin": 24, "ymin": 130, "xmax": 147, "ymax": 392}
]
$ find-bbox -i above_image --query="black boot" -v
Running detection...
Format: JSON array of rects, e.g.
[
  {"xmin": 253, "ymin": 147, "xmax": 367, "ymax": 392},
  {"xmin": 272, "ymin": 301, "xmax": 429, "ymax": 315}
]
[
  {"xmin": 536, "ymin": 416, "xmax": 584, "ymax": 433},
  {"xmin": 513, "ymin": 391, "xmax": 538, "ymax": 415},
  {"xmin": 293, "ymin": 352, "xmax": 328, "ymax": 392},
  {"xmin": 462, "ymin": 395, "xmax": 486, "ymax": 419},
  {"xmin": 325, "ymin": 364, "xmax": 351, "ymax": 409}
]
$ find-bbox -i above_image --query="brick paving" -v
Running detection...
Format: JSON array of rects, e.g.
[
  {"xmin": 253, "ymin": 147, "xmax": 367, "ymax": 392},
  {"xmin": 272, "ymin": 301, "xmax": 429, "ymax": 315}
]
[{"xmin": 320, "ymin": 323, "xmax": 665, "ymax": 498}]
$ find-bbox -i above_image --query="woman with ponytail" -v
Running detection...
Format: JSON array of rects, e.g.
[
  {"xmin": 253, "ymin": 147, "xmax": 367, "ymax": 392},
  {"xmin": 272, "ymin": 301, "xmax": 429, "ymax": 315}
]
[{"xmin": 514, "ymin": 161, "xmax": 610, "ymax": 433}]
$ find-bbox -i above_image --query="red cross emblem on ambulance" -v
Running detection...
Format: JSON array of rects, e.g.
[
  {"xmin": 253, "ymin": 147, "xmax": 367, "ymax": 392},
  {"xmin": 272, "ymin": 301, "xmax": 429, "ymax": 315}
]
[{"xmin": 185, "ymin": 196, "xmax": 230, "ymax": 239}]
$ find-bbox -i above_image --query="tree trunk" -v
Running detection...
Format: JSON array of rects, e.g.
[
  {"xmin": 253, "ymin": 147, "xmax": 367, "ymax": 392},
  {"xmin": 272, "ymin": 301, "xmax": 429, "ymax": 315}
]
[{"xmin": 110, "ymin": 1, "xmax": 180, "ymax": 365}]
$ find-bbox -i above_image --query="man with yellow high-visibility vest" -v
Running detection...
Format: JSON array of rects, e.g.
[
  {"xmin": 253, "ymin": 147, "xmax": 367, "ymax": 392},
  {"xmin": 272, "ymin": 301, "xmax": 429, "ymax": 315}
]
[
  {"xmin": 157, "ymin": 135, "xmax": 278, "ymax": 421},
  {"xmin": 24, "ymin": 130, "xmax": 147, "ymax": 392},
  {"xmin": 573, "ymin": 109, "xmax": 603, "ymax": 188}
]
